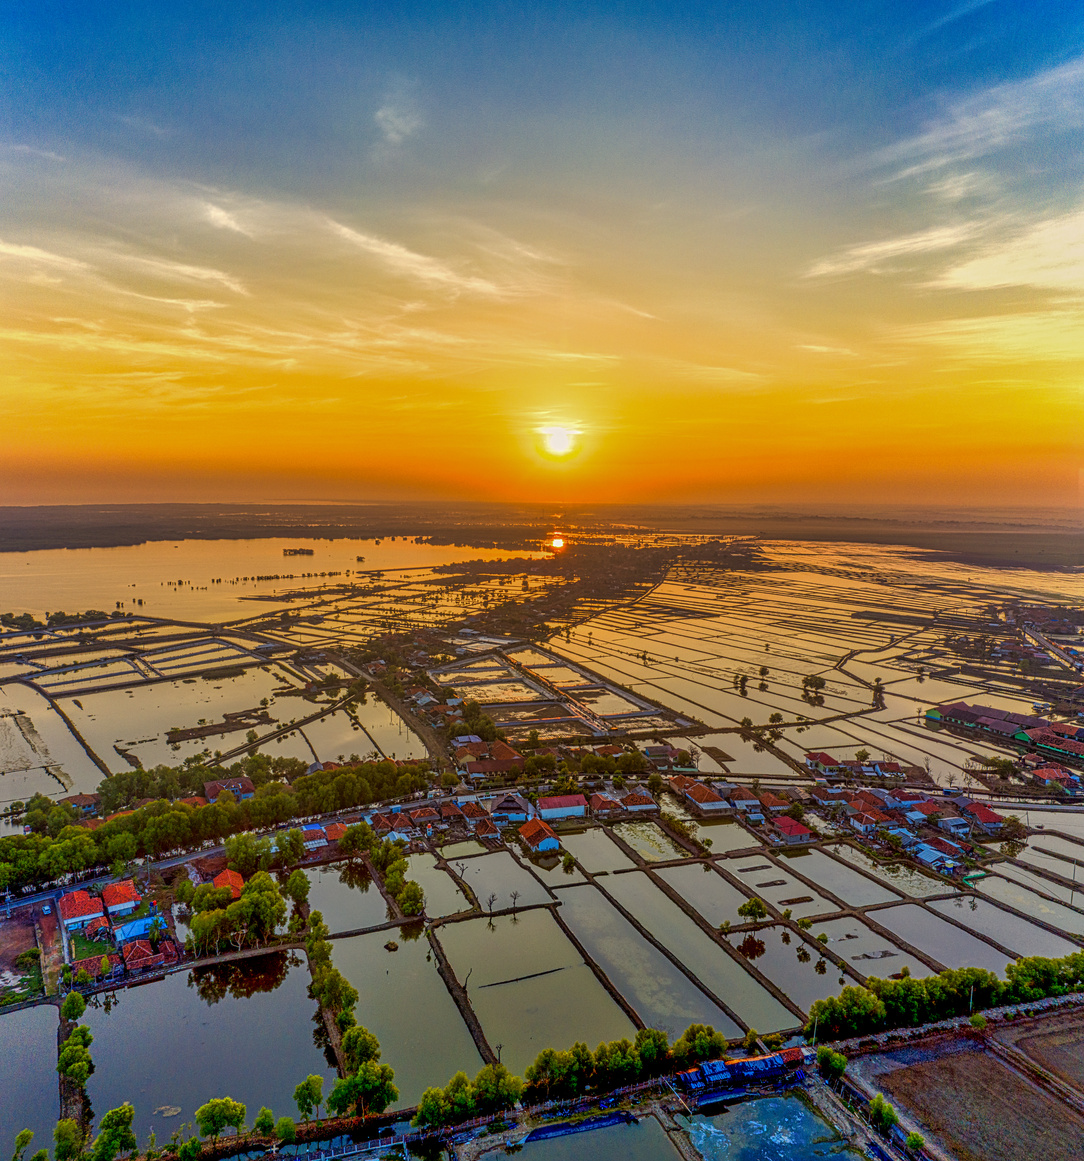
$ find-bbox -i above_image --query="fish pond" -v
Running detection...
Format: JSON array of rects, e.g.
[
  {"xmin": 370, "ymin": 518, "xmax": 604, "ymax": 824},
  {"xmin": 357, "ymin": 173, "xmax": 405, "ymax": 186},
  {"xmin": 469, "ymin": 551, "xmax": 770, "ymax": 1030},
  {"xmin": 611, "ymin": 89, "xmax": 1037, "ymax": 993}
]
[
  {"xmin": 654, "ymin": 862, "xmax": 754, "ymax": 928},
  {"xmin": 780, "ymin": 849, "xmax": 901, "ymax": 908},
  {"xmin": 811, "ymin": 916, "xmax": 936, "ymax": 979},
  {"xmin": 555, "ymin": 884, "xmax": 741, "ymax": 1038},
  {"xmin": 81, "ymin": 952, "xmax": 338, "ymax": 1146},
  {"xmin": 515, "ymin": 1112, "xmax": 681, "ymax": 1160},
  {"xmin": 722, "ymin": 856, "xmax": 840, "ymax": 921},
  {"xmin": 435, "ymin": 909, "xmax": 634, "ymax": 1075},
  {"xmin": 723, "ymin": 926, "xmax": 856, "ymax": 1015},
  {"xmin": 305, "ymin": 861, "xmax": 391, "ymax": 933},
  {"xmin": 828, "ymin": 844, "xmax": 954, "ymax": 899},
  {"xmin": 0, "ymin": 1003, "xmax": 59, "ymax": 1153},
  {"xmin": 983, "ymin": 866, "xmax": 1084, "ymax": 928},
  {"xmin": 870, "ymin": 904, "xmax": 1011, "ymax": 975},
  {"xmin": 611, "ymin": 821, "xmax": 689, "ymax": 863},
  {"xmin": 444, "ymin": 850, "xmax": 550, "ymax": 910},
  {"xmin": 405, "ymin": 854, "xmax": 468, "ymax": 918},
  {"xmin": 929, "ymin": 896, "xmax": 1081, "ymax": 959},
  {"xmin": 559, "ymin": 828, "xmax": 636, "ymax": 874},
  {"xmin": 331, "ymin": 929, "xmax": 482, "ymax": 1106}
]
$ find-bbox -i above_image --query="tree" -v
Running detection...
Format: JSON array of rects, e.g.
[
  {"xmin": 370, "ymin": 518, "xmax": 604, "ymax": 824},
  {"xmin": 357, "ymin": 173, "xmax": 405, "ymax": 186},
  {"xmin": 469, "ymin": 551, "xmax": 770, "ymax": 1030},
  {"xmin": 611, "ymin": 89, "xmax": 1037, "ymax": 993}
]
[
  {"xmin": 737, "ymin": 897, "xmax": 768, "ymax": 922},
  {"xmin": 274, "ymin": 1117, "xmax": 295, "ymax": 1148},
  {"xmin": 905, "ymin": 1131, "xmax": 925, "ymax": 1153},
  {"xmin": 742, "ymin": 1028, "xmax": 759, "ymax": 1053},
  {"xmin": 869, "ymin": 1094, "xmax": 899, "ymax": 1135},
  {"xmin": 855, "ymin": 749, "xmax": 870, "ymax": 763},
  {"xmin": 91, "ymin": 1104, "xmax": 137, "ymax": 1161},
  {"xmin": 671, "ymin": 1024, "xmax": 726, "ymax": 1065},
  {"xmin": 634, "ymin": 1027, "xmax": 670, "ymax": 1075},
  {"xmin": 327, "ymin": 1061, "xmax": 398, "ymax": 1118},
  {"xmin": 398, "ymin": 881, "xmax": 424, "ymax": 916},
  {"xmin": 53, "ymin": 1121, "xmax": 83, "ymax": 1161},
  {"xmin": 816, "ymin": 1046, "xmax": 847, "ymax": 1081},
  {"xmin": 194, "ymin": 1097, "xmax": 246, "ymax": 1143},
  {"xmin": 341, "ymin": 1026, "xmax": 381, "ymax": 1074},
  {"xmin": 969, "ymin": 1013, "xmax": 988, "ymax": 1031},
  {"xmin": 337, "ymin": 822, "xmax": 373, "ymax": 860},
  {"xmin": 57, "ymin": 1025, "xmax": 94, "ymax": 1088},
  {"xmin": 61, "ymin": 991, "xmax": 86, "ymax": 1022},
  {"xmin": 253, "ymin": 1108, "xmax": 275, "ymax": 1136},
  {"xmin": 283, "ymin": 869, "xmax": 310, "ymax": 907},
  {"xmin": 293, "ymin": 1075, "xmax": 324, "ymax": 1122},
  {"xmin": 412, "ymin": 1088, "xmax": 449, "ymax": 1130},
  {"xmin": 11, "ymin": 1129, "xmax": 34, "ymax": 1161},
  {"xmin": 274, "ymin": 829, "xmax": 305, "ymax": 868}
]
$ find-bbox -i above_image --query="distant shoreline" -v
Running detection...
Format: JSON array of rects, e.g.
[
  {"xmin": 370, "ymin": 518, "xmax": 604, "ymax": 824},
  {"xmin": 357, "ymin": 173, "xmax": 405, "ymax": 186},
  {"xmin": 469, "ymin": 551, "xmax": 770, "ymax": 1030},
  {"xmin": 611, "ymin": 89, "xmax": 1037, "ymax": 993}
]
[{"xmin": 0, "ymin": 502, "xmax": 1081, "ymax": 570}]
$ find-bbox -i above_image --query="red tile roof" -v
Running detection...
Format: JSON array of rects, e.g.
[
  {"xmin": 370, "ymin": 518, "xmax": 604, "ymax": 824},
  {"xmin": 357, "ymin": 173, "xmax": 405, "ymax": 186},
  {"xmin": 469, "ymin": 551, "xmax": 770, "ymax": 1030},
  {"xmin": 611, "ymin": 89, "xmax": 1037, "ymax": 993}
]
[
  {"xmin": 325, "ymin": 822, "xmax": 348, "ymax": 842},
  {"xmin": 621, "ymin": 792, "xmax": 657, "ymax": 808},
  {"xmin": 475, "ymin": 818, "xmax": 500, "ymax": 838},
  {"xmin": 213, "ymin": 869, "xmax": 244, "ymax": 899},
  {"xmin": 776, "ymin": 816, "xmax": 812, "ymax": 837},
  {"xmin": 590, "ymin": 793, "xmax": 622, "ymax": 812},
  {"xmin": 687, "ymin": 783, "xmax": 724, "ymax": 805},
  {"xmin": 519, "ymin": 818, "xmax": 558, "ymax": 850},
  {"xmin": 102, "ymin": 880, "xmax": 141, "ymax": 910},
  {"xmin": 58, "ymin": 890, "xmax": 105, "ymax": 922},
  {"xmin": 538, "ymin": 794, "xmax": 587, "ymax": 811}
]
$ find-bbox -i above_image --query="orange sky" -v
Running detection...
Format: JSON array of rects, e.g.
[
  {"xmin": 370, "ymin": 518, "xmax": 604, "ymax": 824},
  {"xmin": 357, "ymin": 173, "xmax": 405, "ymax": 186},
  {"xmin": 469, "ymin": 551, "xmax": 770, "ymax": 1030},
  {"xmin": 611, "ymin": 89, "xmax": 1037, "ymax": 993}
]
[{"xmin": 2, "ymin": 6, "xmax": 1083, "ymax": 508}]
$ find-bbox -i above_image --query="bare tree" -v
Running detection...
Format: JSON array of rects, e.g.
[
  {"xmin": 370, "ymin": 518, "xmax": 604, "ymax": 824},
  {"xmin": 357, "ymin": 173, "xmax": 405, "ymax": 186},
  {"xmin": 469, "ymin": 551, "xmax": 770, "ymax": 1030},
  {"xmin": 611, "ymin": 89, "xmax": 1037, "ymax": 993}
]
[{"xmin": 510, "ymin": 890, "xmax": 520, "ymax": 914}]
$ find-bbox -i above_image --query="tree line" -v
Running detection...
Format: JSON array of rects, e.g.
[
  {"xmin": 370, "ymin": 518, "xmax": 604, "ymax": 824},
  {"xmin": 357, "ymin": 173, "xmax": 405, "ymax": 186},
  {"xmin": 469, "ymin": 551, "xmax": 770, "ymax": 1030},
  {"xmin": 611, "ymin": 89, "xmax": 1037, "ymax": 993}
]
[{"xmin": 805, "ymin": 951, "xmax": 1084, "ymax": 1040}]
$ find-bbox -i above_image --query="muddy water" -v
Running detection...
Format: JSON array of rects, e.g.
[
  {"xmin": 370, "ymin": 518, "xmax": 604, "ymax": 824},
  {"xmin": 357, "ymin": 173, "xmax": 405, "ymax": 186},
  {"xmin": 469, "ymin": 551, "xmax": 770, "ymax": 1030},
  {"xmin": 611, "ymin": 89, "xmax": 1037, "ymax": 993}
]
[
  {"xmin": 332, "ymin": 929, "xmax": 482, "ymax": 1105},
  {"xmin": 723, "ymin": 926, "xmax": 856, "ymax": 1016},
  {"xmin": 990, "ymin": 863, "xmax": 1084, "ymax": 916},
  {"xmin": 556, "ymin": 884, "xmax": 741, "ymax": 1039},
  {"xmin": 0, "ymin": 686, "xmax": 102, "ymax": 803},
  {"xmin": 81, "ymin": 953, "xmax": 337, "ymax": 1146},
  {"xmin": 828, "ymin": 844, "xmax": 954, "ymax": 899},
  {"xmin": 447, "ymin": 850, "xmax": 550, "ymax": 910},
  {"xmin": 812, "ymin": 916, "xmax": 936, "ymax": 979},
  {"xmin": 871, "ymin": 904, "xmax": 1010, "ymax": 975},
  {"xmin": 0, "ymin": 1003, "xmax": 58, "ymax": 1153},
  {"xmin": 723, "ymin": 855, "xmax": 840, "ymax": 920},
  {"xmin": 929, "ymin": 896, "xmax": 1080, "ymax": 959},
  {"xmin": 517, "ymin": 1113, "xmax": 681, "ymax": 1160},
  {"xmin": 654, "ymin": 862, "xmax": 753, "ymax": 928},
  {"xmin": 435, "ymin": 910, "xmax": 634, "ymax": 1075},
  {"xmin": 306, "ymin": 861, "xmax": 391, "ymax": 933},
  {"xmin": 600, "ymin": 872, "xmax": 797, "ymax": 1032}
]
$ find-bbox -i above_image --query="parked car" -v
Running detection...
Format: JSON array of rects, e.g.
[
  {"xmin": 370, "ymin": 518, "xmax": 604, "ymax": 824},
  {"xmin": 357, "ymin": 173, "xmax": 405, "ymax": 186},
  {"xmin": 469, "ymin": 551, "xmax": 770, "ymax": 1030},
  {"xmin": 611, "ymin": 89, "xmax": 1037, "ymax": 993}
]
[{"xmin": 42, "ymin": 904, "xmax": 52, "ymax": 915}]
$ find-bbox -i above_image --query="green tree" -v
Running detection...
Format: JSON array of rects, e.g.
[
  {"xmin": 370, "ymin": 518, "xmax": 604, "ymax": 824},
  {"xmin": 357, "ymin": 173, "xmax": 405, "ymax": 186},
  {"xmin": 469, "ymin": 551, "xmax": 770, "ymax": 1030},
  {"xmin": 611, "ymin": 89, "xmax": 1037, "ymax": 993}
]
[
  {"xmin": 412, "ymin": 1087, "xmax": 449, "ymax": 1129},
  {"xmin": 671, "ymin": 1023, "xmax": 726, "ymax": 1066},
  {"xmin": 869, "ymin": 1094, "xmax": 899, "ymax": 1135},
  {"xmin": 90, "ymin": 1104, "xmax": 137, "ymax": 1161},
  {"xmin": 398, "ymin": 881, "xmax": 424, "ymax": 916},
  {"xmin": 969, "ymin": 1013, "xmax": 988, "ymax": 1031},
  {"xmin": 177, "ymin": 1138, "xmax": 201, "ymax": 1161},
  {"xmin": 11, "ymin": 1129, "xmax": 34, "ymax": 1161},
  {"xmin": 337, "ymin": 822, "xmax": 373, "ymax": 860},
  {"xmin": 905, "ymin": 1130, "xmax": 925, "ymax": 1153},
  {"xmin": 274, "ymin": 1117, "xmax": 295, "ymax": 1147},
  {"xmin": 326, "ymin": 1061, "xmax": 398, "ymax": 1118},
  {"xmin": 194, "ymin": 1098, "xmax": 246, "ymax": 1143},
  {"xmin": 57, "ymin": 1026, "xmax": 94, "ymax": 1089},
  {"xmin": 634, "ymin": 1027, "xmax": 670, "ymax": 1076},
  {"xmin": 60, "ymin": 991, "xmax": 86, "ymax": 1022},
  {"xmin": 742, "ymin": 1028, "xmax": 760, "ymax": 1053},
  {"xmin": 253, "ymin": 1108, "xmax": 275, "ymax": 1136},
  {"xmin": 293, "ymin": 1075, "xmax": 324, "ymax": 1122},
  {"xmin": 737, "ymin": 897, "xmax": 768, "ymax": 922},
  {"xmin": 283, "ymin": 869, "xmax": 310, "ymax": 906},
  {"xmin": 53, "ymin": 1121, "xmax": 83, "ymax": 1161},
  {"xmin": 471, "ymin": 1063, "xmax": 522, "ymax": 1113},
  {"xmin": 274, "ymin": 829, "xmax": 305, "ymax": 868},
  {"xmin": 816, "ymin": 1046, "xmax": 847, "ymax": 1081},
  {"xmin": 341, "ymin": 1026, "xmax": 381, "ymax": 1073}
]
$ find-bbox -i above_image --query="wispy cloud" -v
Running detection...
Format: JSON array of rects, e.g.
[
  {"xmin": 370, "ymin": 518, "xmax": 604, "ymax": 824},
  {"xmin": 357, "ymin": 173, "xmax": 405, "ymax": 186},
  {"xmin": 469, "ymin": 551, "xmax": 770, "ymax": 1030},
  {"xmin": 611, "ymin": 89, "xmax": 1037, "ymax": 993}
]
[
  {"xmin": 116, "ymin": 114, "xmax": 170, "ymax": 138},
  {"xmin": 109, "ymin": 253, "xmax": 249, "ymax": 295},
  {"xmin": 806, "ymin": 222, "xmax": 980, "ymax": 278},
  {"xmin": 0, "ymin": 239, "xmax": 88, "ymax": 270},
  {"xmin": 374, "ymin": 82, "xmax": 423, "ymax": 145},
  {"xmin": 874, "ymin": 53, "xmax": 1084, "ymax": 179},
  {"xmin": 1, "ymin": 143, "xmax": 65, "ymax": 162},
  {"xmin": 202, "ymin": 202, "xmax": 252, "ymax": 236},
  {"xmin": 914, "ymin": 0, "xmax": 998, "ymax": 40},
  {"xmin": 327, "ymin": 218, "xmax": 501, "ymax": 296}
]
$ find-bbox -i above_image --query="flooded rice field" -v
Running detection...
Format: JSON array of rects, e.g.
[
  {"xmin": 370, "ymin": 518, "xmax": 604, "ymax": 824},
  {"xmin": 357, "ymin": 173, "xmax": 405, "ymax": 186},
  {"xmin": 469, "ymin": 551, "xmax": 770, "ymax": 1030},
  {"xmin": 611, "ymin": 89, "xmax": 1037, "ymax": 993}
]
[
  {"xmin": 929, "ymin": 896, "xmax": 1080, "ymax": 959},
  {"xmin": 526, "ymin": 853, "xmax": 586, "ymax": 886},
  {"xmin": 780, "ymin": 849, "xmax": 902, "ymax": 908},
  {"xmin": 81, "ymin": 953, "xmax": 338, "ymax": 1144},
  {"xmin": 0, "ymin": 686, "xmax": 103, "ymax": 804},
  {"xmin": 977, "ymin": 873, "xmax": 1084, "ymax": 937},
  {"xmin": 611, "ymin": 820, "xmax": 689, "ymax": 863},
  {"xmin": 516, "ymin": 1113, "xmax": 680, "ymax": 1160},
  {"xmin": 722, "ymin": 855, "xmax": 840, "ymax": 920},
  {"xmin": 601, "ymin": 871, "xmax": 799, "ymax": 1029},
  {"xmin": 871, "ymin": 904, "xmax": 1011, "ymax": 975},
  {"xmin": 0, "ymin": 1003, "xmax": 59, "ymax": 1152},
  {"xmin": 435, "ymin": 909, "xmax": 634, "ymax": 1075},
  {"xmin": 555, "ymin": 884, "xmax": 741, "ymax": 1038},
  {"xmin": 405, "ymin": 854, "xmax": 468, "ymax": 917},
  {"xmin": 812, "ymin": 915, "xmax": 937, "ymax": 979},
  {"xmin": 724, "ymin": 925, "xmax": 856, "ymax": 1013},
  {"xmin": 332, "ymin": 929, "xmax": 482, "ymax": 1106},
  {"xmin": 305, "ymin": 861, "xmax": 391, "ymax": 932}
]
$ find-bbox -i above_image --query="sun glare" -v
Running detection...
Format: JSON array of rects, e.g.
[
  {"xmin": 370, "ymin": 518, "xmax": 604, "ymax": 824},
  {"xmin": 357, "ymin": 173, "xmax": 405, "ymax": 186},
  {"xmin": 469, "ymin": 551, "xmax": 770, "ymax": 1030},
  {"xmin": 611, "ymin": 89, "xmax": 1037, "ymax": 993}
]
[
  {"xmin": 551, "ymin": 536, "xmax": 565, "ymax": 550},
  {"xmin": 539, "ymin": 426, "xmax": 579, "ymax": 457}
]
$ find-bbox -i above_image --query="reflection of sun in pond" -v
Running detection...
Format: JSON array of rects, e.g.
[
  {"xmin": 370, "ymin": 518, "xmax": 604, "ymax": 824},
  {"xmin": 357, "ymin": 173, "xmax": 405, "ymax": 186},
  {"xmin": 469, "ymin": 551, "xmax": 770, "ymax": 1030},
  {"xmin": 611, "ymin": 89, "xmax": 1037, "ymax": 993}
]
[
  {"xmin": 550, "ymin": 536, "xmax": 565, "ymax": 550},
  {"xmin": 539, "ymin": 426, "xmax": 579, "ymax": 457}
]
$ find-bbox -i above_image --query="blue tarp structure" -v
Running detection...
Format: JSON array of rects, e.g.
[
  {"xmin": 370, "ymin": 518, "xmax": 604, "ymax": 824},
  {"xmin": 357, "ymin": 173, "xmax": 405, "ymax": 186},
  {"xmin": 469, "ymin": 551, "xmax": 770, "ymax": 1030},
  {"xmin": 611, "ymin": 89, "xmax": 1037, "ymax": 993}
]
[{"xmin": 113, "ymin": 915, "xmax": 156, "ymax": 943}]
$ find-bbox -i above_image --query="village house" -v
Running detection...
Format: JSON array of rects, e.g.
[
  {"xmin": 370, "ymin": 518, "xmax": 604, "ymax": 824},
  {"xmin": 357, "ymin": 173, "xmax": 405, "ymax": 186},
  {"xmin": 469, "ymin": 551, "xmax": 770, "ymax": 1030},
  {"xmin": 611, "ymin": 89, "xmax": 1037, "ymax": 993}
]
[
  {"xmin": 202, "ymin": 776, "xmax": 255, "ymax": 803},
  {"xmin": 757, "ymin": 791, "xmax": 790, "ymax": 815},
  {"xmin": 301, "ymin": 823, "xmax": 328, "ymax": 850},
  {"xmin": 325, "ymin": 821, "xmax": 348, "ymax": 843},
  {"xmin": 486, "ymin": 793, "xmax": 532, "ymax": 824},
  {"xmin": 58, "ymin": 890, "xmax": 105, "ymax": 932},
  {"xmin": 213, "ymin": 868, "xmax": 245, "ymax": 899},
  {"xmin": 460, "ymin": 801, "xmax": 488, "ymax": 829},
  {"xmin": 621, "ymin": 791, "xmax": 659, "ymax": 813},
  {"xmin": 519, "ymin": 818, "xmax": 560, "ymax": 853},
  {"xmin": 101, "ymin": 879, "xmax": 141, "ymax": 918},
  {"xmin": 538, "ymin": 793, "xmax": 588, "ymax": 820},
  {"xmin": 774, "ymin": 815, "xmax": 814, "ymax": 845},
  {"xmin": 58, "ymin": 793, "xmax": 100, "ymax": 817},
  {"xmin": 589, "ymin": 792, "xmax": 623, "ymax": 817},
  {"xmin": 474, "ymin": 818, "xmax": 501, "ymax": 841}
]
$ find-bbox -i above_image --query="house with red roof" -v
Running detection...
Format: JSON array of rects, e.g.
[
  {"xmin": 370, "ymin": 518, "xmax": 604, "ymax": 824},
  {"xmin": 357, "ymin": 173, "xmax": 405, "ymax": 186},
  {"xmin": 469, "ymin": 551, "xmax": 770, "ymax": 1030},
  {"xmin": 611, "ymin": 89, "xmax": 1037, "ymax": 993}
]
[
  {"xmin": 71, "ymin": 952, "xmax": 122, "ymax": 981},
  {"xmin": 123, "ymin": 939, "xmax": 178, "ymax": 974},
  {"xmin": 474, "ymin": 818, "xmax": 501, "ymax": 841},
  {"xmin": 213, "ymin": 869, "xmax": 245, "ymax": 900},
  {"xmin": 538, "ymin": 794, "xmax": 587, "ymax": 820},
  {"xmin": 460, "ymin": 801, "xmax": 488, "ymax": 828},
  {"xmin": 758, "ymin": 792, "xmax": 790, "ymax": 815},
  {"xmin": 519, "ymin": 818, "xmax": 560, "ymax": 853},
  {"xmin": 959, "ymin": 802, "xmax": 1004, "ymax": 833},
  {"xmin": 774, "ymin": 815, "xmax": 813, "ymax": 845},
  {"xmin": 58, "ymin": 890, "xmax": 105, "ymax": 932},
  {"xmin": 101, "ymin": 879, "xmax": 142, "ymax": 918},
  {"xmin": 621, "ymin": 791, "xmax": 659, "ymax": 813},
  {"xmin": 589, "ymin": 793, "xmax": 622, "ymax": 816},
  {"xmin": 203, "ymin": 776, "xmax": 255, "ymax": 803}
]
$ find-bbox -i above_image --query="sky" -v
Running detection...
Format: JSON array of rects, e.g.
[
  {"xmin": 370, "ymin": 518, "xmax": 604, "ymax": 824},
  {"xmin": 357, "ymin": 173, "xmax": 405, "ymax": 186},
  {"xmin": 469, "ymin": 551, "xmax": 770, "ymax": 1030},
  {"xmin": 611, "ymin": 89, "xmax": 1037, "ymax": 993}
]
[{"xmin": 1, "ymin": 1, "xmax": 1083, "ymax": 508}]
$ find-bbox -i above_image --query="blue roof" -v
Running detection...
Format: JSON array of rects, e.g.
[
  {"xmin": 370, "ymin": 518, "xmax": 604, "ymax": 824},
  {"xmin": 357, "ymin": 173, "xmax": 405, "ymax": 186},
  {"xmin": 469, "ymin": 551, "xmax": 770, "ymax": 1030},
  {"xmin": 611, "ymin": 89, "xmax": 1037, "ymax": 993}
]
[{"xmin": 113, "ymin": 916, "xmax": 156, "ymax": 943}]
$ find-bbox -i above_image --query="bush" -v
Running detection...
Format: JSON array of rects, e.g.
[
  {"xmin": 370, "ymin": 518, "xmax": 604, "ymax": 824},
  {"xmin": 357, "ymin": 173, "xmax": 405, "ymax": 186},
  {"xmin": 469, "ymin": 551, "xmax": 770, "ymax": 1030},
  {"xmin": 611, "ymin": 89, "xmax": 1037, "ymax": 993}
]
[
  {"xmin": 816, "ymin": 1046, "xmax": 847, "ymax": 1081},
  {"xmin": 869, "ymin": 1094, "xmax": 899, "ymax": 1135},
  {"xmin": 905, "ymin": 1130, "xmax": 925, "ymax": 1153},
  {"xmin": 969, "ymin": 1013, "xmax": 987, "ymax": 1031}
]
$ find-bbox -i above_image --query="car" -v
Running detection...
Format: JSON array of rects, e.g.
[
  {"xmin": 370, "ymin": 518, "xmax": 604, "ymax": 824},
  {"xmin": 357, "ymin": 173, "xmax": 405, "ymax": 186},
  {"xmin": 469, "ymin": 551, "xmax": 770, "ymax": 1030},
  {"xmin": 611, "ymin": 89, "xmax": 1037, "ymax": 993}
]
[{"xmin": 42, "ymin": 904, "xmax": 52, "ymax": 915}]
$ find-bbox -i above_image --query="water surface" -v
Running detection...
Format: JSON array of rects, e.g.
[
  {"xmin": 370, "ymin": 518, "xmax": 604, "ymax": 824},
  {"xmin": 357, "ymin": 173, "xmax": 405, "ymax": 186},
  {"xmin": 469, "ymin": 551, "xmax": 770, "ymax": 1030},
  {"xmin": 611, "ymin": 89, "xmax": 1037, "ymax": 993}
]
[
  {"xmin": 929, "ymin": 896, "xmax": 1080, "ymax": 959},
  {"xmin": 306, "ymin": 861, "xmax": 391, "ymax": 933},
  {"xmin": 871, "ymin": 904, "xmax": 1010, "ymax": 975},
  {"xmin": 517, "ymin": 1113, "xmax": 680, "ymax": 1160},
  {"xmin": 681, "ymin": 1093, "xmax": 866, "ymax": 1160},
  {"xmin": 0, "ymin": 1004, "xmax": 58, "ymax": 1153}
]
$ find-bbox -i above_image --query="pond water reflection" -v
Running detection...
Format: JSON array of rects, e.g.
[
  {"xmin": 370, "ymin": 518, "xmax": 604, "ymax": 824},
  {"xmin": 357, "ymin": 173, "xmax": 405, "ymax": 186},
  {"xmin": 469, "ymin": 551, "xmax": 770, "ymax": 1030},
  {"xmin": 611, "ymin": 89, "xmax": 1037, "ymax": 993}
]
[
  {"xmin": 306, "ymin": 861, "xmax": 390, "ymax": 933},
  {"xmin": 0, "ymin": 1003, "xmax": 59, "ymax": 1153},
  {"xmin": 82, "ymin": 953, "xmax": 336, "ymax": 1146},
  {"xmin": 723, "ymin": 926, "xmax": 856, "ymax": 1015}
]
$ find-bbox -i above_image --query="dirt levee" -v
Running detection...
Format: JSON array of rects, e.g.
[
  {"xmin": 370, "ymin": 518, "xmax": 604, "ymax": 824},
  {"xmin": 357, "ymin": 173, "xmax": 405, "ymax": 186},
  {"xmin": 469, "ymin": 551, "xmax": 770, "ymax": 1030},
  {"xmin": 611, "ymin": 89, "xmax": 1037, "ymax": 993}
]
[
  {"xmin": 1005, "ymin": 1013, "xmax": 1084, "ymax": 1095},
  {"xmin": 879, "ymin": 1047, "xmax": 1084, "ymax": 1161}
]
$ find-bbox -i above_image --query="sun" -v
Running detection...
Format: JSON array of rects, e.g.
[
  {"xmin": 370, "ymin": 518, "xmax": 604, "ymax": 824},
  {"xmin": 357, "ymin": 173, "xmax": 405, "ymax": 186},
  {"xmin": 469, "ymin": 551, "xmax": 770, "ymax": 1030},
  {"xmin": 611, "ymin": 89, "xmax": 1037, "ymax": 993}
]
[
  {"xmin": 550, "ymin": 536, "xmax": 565, "ymax": 550},
  {"xmin": 539, "ymin": 426, "xmax": 579, "ymax": 458}
]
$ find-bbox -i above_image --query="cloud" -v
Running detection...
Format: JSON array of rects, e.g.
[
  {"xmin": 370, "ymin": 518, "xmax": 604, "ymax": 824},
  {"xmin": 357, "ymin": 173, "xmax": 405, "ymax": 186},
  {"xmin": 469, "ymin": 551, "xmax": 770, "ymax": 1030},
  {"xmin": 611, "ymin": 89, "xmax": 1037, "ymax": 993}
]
[
  {"xmin": 914, "ymin": 0, "xmax": 998, "ymax": 39},
  {"xmin": 900, "ymin": 309, "xmax": 1084, "ymax": 362},
  {"xmin": 799, "ymin": 344, "xmax": 857, "ymax": 356},
  {"xmin": 116, "ymin": 114, "xmax": 169, "ymax": 138},
  {"xmin": 202, "ymin": 202, "xmax": 252, "ymax": 236},
  {"xmin": 374, "ymin": 85, "xmax": 423, "ymax": 145},
  {"xmin": 327, "ymin": 218, "xmax": 501, "ymax": 296},
  {"xmin": 110, "ymin": 253, "xmax": 249, "ymax": 295},
  {"xmin": 0, "ymin": 239, "xmax": 89, "ymax": 270},
  {"xmin": 806, "ymin": 222, "xmax": 980, "ymax": 278},
  {"xmin": 1, "ymin": 143, "xmax": 65, "ymax": 162},
  {"xmin": 875, "ymin": 53, "xmax": 1084, "ymax": 179}
]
